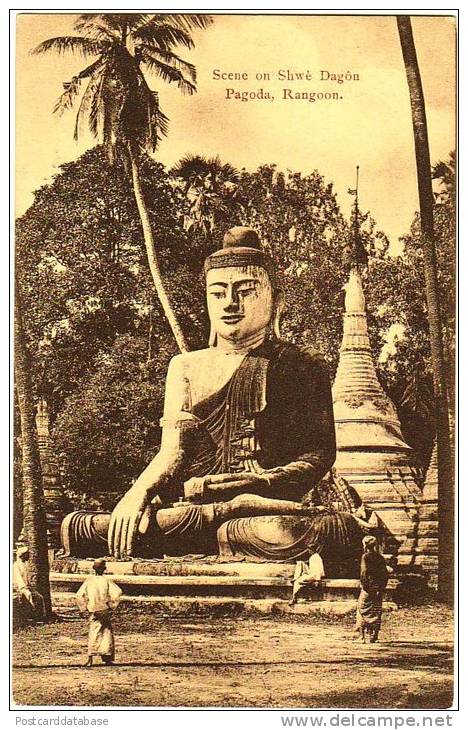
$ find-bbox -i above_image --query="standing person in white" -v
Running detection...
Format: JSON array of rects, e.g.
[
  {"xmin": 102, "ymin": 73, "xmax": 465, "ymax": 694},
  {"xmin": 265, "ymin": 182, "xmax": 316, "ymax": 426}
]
[{"xmin": 76, "ymin": 558, "xmax": 122, "ymax": 667}]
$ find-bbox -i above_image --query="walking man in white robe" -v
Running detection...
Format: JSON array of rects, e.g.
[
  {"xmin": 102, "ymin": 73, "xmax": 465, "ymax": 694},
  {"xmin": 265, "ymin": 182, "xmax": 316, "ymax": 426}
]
[{"xmin": 76, "ymin": 558, "xmax": 122, "ymax": 667}]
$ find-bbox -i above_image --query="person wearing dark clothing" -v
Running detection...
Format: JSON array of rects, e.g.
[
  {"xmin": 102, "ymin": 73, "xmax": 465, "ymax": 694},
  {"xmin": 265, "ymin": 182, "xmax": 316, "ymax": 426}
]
[{"xmin": 355, "ymin": 535, "xmax": 389, "ymax": 643}]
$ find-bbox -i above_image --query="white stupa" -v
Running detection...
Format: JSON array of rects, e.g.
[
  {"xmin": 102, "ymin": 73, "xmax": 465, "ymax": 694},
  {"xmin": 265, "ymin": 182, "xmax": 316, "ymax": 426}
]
[{"xmin": 332, "ymin": 267, "xmax": 434, "ymax": 569}]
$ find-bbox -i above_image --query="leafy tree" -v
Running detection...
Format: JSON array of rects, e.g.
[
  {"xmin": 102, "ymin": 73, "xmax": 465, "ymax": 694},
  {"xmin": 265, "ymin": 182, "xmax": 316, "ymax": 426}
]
[
  {"xmin": 33, "ymin": 13, "xmax": 213, "ymax": 353},
  {"xmin": 177, "ymin": 163, "xmax": 389, "ymax": 372},
  {"xmin": 53, "ymin": 334, "xmax": 174, "ymax": 502},
  {"xmin": 171, "ymin": 154, "xmax": 240, "ymax": 240},
  {"xmin": 16, "ymin": 148, "xmax": 206, "ymax": 417},
  {"xmin": 360, "ymin": 149, "xmax": 454, "ymax": 471}
]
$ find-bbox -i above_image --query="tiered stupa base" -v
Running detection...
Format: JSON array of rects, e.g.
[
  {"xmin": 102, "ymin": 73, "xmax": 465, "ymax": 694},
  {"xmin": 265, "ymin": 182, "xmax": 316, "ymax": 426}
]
[
  {"xmin": 406, "ymin": 440, "xmax": 439, "ymax": 574},
  {"xmin": 334, "ymin": 450, "xmax": 426, "ymax": 568}
]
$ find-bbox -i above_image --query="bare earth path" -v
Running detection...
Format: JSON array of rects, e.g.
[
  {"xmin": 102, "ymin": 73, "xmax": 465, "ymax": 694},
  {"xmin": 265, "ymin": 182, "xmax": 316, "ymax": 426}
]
[{"xmin": 12, "ymin": 605, "xmax": 453, "ymax": 709}]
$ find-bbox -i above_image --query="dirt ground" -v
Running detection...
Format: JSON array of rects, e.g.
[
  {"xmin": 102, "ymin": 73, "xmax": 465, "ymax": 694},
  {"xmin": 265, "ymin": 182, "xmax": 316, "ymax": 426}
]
[{"xmin": 12, "ymin": 603, "xmax": 454, "ymax": 709}]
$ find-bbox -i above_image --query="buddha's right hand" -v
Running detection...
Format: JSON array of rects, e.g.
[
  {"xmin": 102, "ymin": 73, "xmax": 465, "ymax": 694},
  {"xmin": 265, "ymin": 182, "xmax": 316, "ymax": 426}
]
[{"xmin": 108, "ymin": 487, "xmax": 150, "ymax": 558}]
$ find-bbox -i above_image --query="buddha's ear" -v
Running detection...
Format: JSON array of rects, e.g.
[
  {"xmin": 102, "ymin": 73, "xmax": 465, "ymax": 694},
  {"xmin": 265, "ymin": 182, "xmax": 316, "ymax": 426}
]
[
  {"xmin": 208, "ymin": 324, "xmax": 217, "ymax": 347},
  {"xmin": 272, "ymin": 291, "xmax": 285, "ymax": 338}
]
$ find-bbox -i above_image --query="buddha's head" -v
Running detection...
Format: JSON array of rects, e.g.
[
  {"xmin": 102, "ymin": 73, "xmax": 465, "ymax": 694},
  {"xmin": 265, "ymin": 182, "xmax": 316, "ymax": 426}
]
[{"xmin": 204, "ymin": 227, "xmax": 281, "ymax": 347}]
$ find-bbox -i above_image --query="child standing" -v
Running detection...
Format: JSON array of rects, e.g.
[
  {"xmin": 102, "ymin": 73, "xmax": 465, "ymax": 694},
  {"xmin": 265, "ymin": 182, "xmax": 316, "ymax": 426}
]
[{"xmin": 76, "ymin": 558, "xmax": 122, "ymax": 667}]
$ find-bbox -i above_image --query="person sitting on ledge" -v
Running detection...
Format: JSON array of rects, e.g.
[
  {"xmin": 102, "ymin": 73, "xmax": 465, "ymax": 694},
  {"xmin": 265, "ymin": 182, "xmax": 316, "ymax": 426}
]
[
  {"xmin": 61, "ymin": 226, "xmax": 374, "ymax": 569},
  {"xmin": 13, "ymin": 546, "xmax": 46, "ymax": 623}
]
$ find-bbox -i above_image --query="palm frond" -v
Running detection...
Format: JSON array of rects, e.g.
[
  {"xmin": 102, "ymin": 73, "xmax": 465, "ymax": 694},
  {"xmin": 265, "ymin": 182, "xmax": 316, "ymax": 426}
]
[
  {"xmin": 75, "ymin": 13, "xmax": 110, "ymax": 26},
  {"xmin": 78, "ymin": 23, "xmax": 117, "ymax": 42},
  {"xmin": 74, "ymin": 15, "xmax": 115, "ymax": 37},
  {"xmin": 73, "ymin": 68, "xmax": 104, "ymax": 141},
  {"xmin": 171, "ymin": 154, "xmax": 213, "ymax": 179},
  {"xmin": 88, "ymin": 71, "xmax": 106, "ymax": 139},
  {"xmin": 136, "ymin": 72, "xmax": 170, "ymax": 146},
  {"xmin": 207, "ymin": 156, "xmax": 240, "ymax": 183},
  {"xmin": 118, "ymin": 14, "xmax": 153, "ymax": 30},
  {"xmin": 171, "ymin": 154, "xmax": 239, "ymax": 187},
  {"xmin": 132, "ymin": 22, "xmax": 194, "ymax": 50},
  {"xmin": 153, "ymin": 98, "xmax": 170, "ymax": 138},
  {"xmin": 157, "ymin": 14, "xmax": 213, "ymax": 31},
  {"xmin": 32, "ymin": 36, "xmax": 103, "ymax": 57},
  {"xmin": 77, "ymin": 57, "xmax": 105, "ymax": 80},
  {"xmin": 140, "ymin": 52, "xmax": 196, "ymax": 94},
  {"xmin": 139, "ymin": 44, "xmax": 196, "ymax": 82},
  {"xmin": 53, "ymin": 56, "xmax": 105, "ymax": 118},
  {"xmin": 75, "ymin": 14, "xmax": 151, "ymax": 36},
  {"xmin": 53, "ymin": 76, "xmax": 82, "ymax": 115}
]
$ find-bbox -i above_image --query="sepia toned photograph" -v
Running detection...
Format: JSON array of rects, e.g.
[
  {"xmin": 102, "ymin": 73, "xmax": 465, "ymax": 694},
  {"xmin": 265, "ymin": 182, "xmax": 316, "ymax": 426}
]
[{"xmin": 12, "ymin": 10, "xmax": 456, "ymax": 710}]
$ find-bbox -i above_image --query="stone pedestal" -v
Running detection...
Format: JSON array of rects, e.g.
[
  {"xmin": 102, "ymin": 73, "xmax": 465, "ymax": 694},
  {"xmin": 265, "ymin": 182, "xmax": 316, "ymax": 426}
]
[{"xmin": 50, "ymin": 557, "xmax": 399, "ymax": 616}]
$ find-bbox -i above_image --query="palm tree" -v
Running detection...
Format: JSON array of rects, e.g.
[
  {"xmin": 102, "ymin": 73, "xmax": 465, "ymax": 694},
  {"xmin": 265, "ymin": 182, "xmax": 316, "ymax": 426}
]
[
  {"xmin": 171, "ymin": 154, "xmax": 239, "ymax": 238},
  {"xmin": 14, "ymin": 281, "xmax": 52, "ymax": 619},
  {"xmin": 33, "ymin": 13, "xmax": 214, "ymax": 353},
  {"xmin": 432, "ymin": 150, "xmax": 456, "ymax": 207},
  {"xmin": 397, "ymin": 16, "xmax": 454, "ymax": 601}
]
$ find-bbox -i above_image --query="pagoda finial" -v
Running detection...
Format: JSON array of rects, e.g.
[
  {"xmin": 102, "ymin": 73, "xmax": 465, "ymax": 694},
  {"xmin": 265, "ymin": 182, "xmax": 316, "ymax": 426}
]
[{"xmin": 342, "ymin": 166, "xmax": 368, "ymax": 271}]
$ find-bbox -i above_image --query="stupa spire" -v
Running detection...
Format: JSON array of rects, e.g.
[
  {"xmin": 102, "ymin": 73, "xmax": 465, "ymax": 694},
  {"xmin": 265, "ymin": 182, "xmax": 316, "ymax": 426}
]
[
  {"xmin": 333, "ymin": 170, "xmax": 409, "ymax": 452},
  {"xmin": 332, "ymin": 267, "xmax": 411, "ymax": 451},
  {"xmin": 331, "ymin": 170, "xmax": 431, "ymax": 570}
]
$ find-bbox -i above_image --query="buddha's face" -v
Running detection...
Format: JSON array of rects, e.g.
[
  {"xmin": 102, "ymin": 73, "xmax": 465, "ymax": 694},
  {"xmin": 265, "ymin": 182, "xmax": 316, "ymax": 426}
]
[{"xmin": 206, "ymin": 265, "xmax": 274, "ymax": 344}]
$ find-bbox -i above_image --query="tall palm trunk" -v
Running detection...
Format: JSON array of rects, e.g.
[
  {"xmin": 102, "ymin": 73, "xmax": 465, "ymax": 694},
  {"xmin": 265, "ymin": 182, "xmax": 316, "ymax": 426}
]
[
  {"xmin": 129, "ymin": 149, "xmax": 189, "ymax": 353},
  {"xmin": 14, "ymin": 282, "xmax": 52, "ymax": 617},
  {"xmin": 397, "ymin": 16, "xmax": 454, "ymax": 601}
]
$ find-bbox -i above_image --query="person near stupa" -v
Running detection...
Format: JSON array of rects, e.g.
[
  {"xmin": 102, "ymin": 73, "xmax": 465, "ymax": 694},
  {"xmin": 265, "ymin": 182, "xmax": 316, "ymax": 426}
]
[
  {"xmin": 76, "ymin": 558, "xmax": 122, "ymax": 667},
  {"xmin": 355, "ymin": 535, "xmax": 389, "ymax": 643},
  {"xmin": 61, "ymin": 227, "xmax": 374, "ymax": 571}
]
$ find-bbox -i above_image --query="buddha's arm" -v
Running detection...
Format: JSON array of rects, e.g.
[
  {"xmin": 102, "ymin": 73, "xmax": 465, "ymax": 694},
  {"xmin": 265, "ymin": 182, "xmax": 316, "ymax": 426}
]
[
  {"xmin": 109, "ymin": 355, "xmax": 194, "ymax": 557},
  {"xmin": 127, "ymin": 424, "xmax": 189, "ymax": 498},
  {"xmin": 259, "ymin": 349, "xmax": 336, "ymax": 499}
]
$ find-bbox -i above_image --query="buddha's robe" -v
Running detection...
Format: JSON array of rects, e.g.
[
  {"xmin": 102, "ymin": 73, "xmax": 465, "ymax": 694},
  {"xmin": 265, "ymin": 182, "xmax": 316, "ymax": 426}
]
[{"xmin": 185, "ymin": 339, "xmax": 336, "ymax": 495}]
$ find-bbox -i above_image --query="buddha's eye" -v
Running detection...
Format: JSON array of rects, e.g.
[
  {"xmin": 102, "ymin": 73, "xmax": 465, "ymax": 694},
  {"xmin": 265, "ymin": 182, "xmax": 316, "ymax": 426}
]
[
  {"xmin": 210, "ymin": 290, "xmax": 225, "ymax": 299},
  {"xmin": 238, "ymin": 286, "xmax": 256, "ymax": 297}
]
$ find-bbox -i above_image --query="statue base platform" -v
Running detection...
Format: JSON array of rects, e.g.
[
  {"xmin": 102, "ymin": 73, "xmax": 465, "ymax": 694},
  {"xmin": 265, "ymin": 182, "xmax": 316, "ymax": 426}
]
[{"xmin": 50, "ymin": 557, "xmax": 402, "ymax": 616}]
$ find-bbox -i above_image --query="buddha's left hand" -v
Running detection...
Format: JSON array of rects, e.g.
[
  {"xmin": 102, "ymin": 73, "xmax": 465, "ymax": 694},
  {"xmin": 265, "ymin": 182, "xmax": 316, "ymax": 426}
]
[{"xmin": 184, "ymin": 472, "xmax": 270, "ymax": 501}]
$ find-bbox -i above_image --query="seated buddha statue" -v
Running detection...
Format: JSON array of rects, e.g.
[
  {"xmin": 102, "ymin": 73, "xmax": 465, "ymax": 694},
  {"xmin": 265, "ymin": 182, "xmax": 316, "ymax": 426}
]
[{"xmin": 61, "ymin": 227, "xmax": 374, "ymax": 573}]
